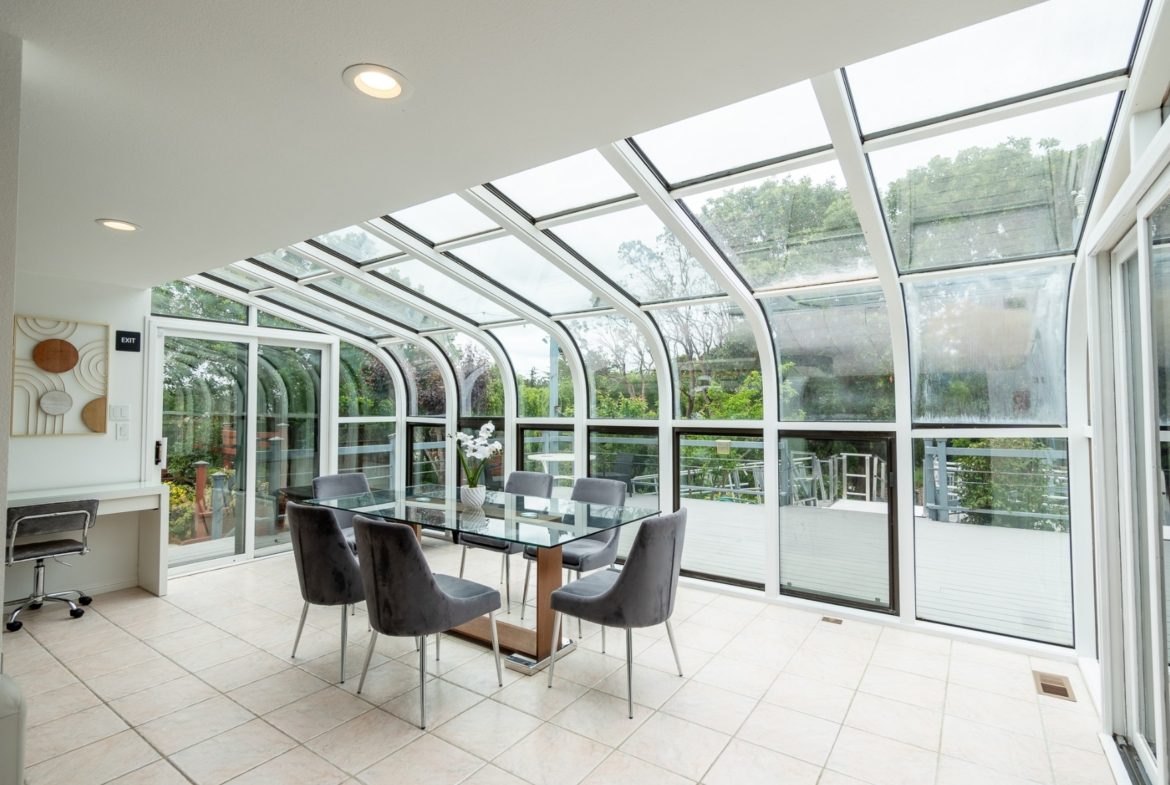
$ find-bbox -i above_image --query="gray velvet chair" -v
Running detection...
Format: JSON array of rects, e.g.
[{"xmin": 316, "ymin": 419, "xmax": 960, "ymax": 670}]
[
  {"xmin": 459, "ymin": 471, "xmax": 553, "ymax": 612},
  {"xmin": 287, "ymin": 501, "xmax": 365, "ymax": 683},
  {"xmin": 4, "ymin": 500, "xmax": 99, "ymax": 632},
  {"xmin": 547, "ymin": 507, "xmax": 687, "ymax": 718},
  {"xmin": 311, "ymin": 472, "xmax": 371, "ymax": 551},
  {"xmin": 353, "ymin": 515, "xmax": 503, "ymax": 729},
  {"xmin": 520, "ymin": 477, "xmax": 627, "ymax": 625}
]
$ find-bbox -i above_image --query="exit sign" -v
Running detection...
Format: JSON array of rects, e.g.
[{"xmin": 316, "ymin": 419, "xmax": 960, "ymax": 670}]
[{"xmin": 116, "ymin": 331, "xmax": 141, "ymax": 352}]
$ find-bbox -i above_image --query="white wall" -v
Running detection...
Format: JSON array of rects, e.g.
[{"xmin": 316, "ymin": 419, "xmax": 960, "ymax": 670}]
[
  {"xmin": 8, "ymin": 272, "xmax": 150, "ymax": 492},
  {"xmin": 0, "ymin": 30, "xmax": 22, "ymax": 661}
]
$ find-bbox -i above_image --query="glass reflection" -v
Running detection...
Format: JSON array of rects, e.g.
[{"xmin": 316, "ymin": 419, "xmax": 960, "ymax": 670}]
[
  {"xmin": 436, "ymin": 333, "xmax": 503, "ymax": 417},
  {"xmin": 313, "ymin": 225, "xmax": 399, "ymax": 263},
  {"xmin": 387, "ymin": 342, "xmax": 446, "ymax": 416}
]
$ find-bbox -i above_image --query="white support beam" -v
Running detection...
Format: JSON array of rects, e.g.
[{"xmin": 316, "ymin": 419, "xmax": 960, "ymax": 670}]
[
  {"xmin": 601, "ymin": 140, "xmax": 780, "ymax": 594},
  {"xmin": 812, "ymin": 70, "xmax": 916, "ymax": 620}
]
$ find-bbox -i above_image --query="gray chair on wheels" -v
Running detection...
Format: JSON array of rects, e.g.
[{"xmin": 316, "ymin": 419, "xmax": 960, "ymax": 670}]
[
  {"xmin": 4, "ymin": 500, "xmax": 99, "ymax": 632},
  {"xmin": 520, "ymin": 477, "xmax": 627, "ymax": 624},
  {"xmin": 287, "ymin": 501, "xmax": 365, "ymax": 683},
  {"xmin": 459, "ymin": 470, "xmax": 553, "ymax": 612},
  {"xmin": 547, "ymin": 507, "xmax": 687, "ymax": 718},
  {"xmin": 353, "ymin": 515, "xmax": 503, "ymax": 730},
  {"xmin": 311, "ymin": 472, "xmax": 371, "ymax": 551}
]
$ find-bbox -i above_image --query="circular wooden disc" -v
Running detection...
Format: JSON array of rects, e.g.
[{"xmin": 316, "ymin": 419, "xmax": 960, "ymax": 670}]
[
  {"xmin": 82, "ymin": 396, "xmax": 108, "ymax": 433},
  {"xmin": 39, "ymin": 390, "xmax": 73, "ymax": 415},
  {"xmin": 33, "ymin": 339, "xmax": 80, "ymax": 372}
]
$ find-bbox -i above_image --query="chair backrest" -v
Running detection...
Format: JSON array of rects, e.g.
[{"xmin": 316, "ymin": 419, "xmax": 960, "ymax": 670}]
[
  {"xmin": 609, "ymin": 508, "xmax": 687, "ymax": 627},
  {"xmin": 505, "ymin": 471, "xmax": 553, "ymax": 498},
  {"xmin": 6, "ymin": 500, "xmax": 99, "ymax": 560},
  {"xmin": 287, "ymin": 501, "xmax": 364, "ymax": 607},
  {"xmin": 353, "ymin": 515, "xmax": 450, "ymax": 637},
  {"xmin": 312, "ymin": 473, "xmax": 371, "ymax": 499},
  {"xmin": 570, "ymin": 477, "xmax": 627, "ymax": 546}
]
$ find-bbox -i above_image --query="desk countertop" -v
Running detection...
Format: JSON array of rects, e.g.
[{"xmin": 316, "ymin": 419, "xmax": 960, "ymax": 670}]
[{"xmin": 7, "ymin": 482, "xmax": 169, "ymax": 506}]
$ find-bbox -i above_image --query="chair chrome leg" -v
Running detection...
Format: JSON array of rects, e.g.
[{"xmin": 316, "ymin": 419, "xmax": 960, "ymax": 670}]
[
  {"xmin": 291, "ymin": 602, "xmax": 309, "ymax": 658},
  {"xmin": 357, "ymin": 631, "xmax": 377, "ymax": 693},
  {"xmin": 625, "ymin": 628, "xmax": 634, "ymax": 719},
  {"xmin": 601, "ymin": 626, "xmax": 606, "ymax": 654},
  {"xmin": 489, "ymin": 611, "xmax": 503, "ymax": 687},
  {"xmin": 520, "ymin": 560, "xmax": 531, "ymax": 621},
  {"xmin": 340, "ymin": 606, "xmax": 349, "ymax": 683},
  {"xmin": 504, "ymin": 555, "xmax": 512, "ymax": 613},
  {"xmin": 577, "ymin": 569, "xmax": 583, "ymax": 638},
  {"xmin": 435, "ymin": 632, "xmax": 441, "ymax": 662},
  {"xmin": 459, "ymin": 546, "xmax": 467, "ymax": 578},
  {"xmin": 418, "ymin": 635, "xmax": 427, "ymax": 729},
  {"xmin": 547, "ymin": 612, "xmax": 563, "ymax": 688},
  {"xmin": 665, "ymin": 619, "xmax": 684, "ymax": 677}
]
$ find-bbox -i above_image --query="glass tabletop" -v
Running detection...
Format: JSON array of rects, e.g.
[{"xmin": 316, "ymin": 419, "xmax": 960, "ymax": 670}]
[{"xmin": 304, "ymin": 485, "xmax": 659, "ymax": 548}]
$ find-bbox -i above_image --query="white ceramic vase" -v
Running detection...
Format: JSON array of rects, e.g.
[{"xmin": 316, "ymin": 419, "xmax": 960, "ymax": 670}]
[{"xmin": 461, "ymin": 484, "xmax": 486, "ymax": 508}]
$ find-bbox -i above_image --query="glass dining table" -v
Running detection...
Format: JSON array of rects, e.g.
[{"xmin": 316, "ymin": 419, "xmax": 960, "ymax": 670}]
[{"xmin": 304, "ymin": 484, "xmax": 659, "ymax": 671}]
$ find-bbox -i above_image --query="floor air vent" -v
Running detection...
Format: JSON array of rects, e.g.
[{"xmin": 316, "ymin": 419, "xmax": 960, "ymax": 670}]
[
  {"xmin": 821, "ymin": 616, "xmax": 843, "ymax": 625},
  {"xmin": 1033, "ymin": 671, "xmax": 1075, "ymax": 701}
]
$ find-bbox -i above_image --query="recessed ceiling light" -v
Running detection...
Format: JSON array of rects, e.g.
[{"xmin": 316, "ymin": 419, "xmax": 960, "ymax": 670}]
[
  {"xmin": 342, "ymin": 63, "xmax": 410, "ymax": 100},
  {"xmin": 95, "ymin": 218, "xmax": 140, "ymax": 232}
]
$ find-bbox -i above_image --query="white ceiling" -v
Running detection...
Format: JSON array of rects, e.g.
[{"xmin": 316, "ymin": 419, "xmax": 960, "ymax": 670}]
[{"xmin": 0, "ymin": 0, "xmax": 1033, "ymax": 289}]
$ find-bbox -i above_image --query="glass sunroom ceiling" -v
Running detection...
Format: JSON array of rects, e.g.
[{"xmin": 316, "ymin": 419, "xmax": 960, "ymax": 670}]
[
  {"xmin": 551, "ymin": 204, "xmax": 722, "ymax": 302},
  {"xmin": 633, "ymin": 80, "xmax": 829, "ymax": 185},
  {"xmin": 254, "ymin": 247, "xmax": 330, "ymax": 279},
  {"xmin": 376, "ymin": 259, "xmax": 516, "ymax": 325},
  {"xmin": 763, "ymin": 285, "xmax": 894, "ymax": 422},
  {"xmin": 846, "ymin": 0, "xmax": 1144, "ymax": 134},
  {"xmin": 683, "ymin": 160, "xmax": 875, "ymax": 290},
  {"xmin": 205, "ymin": 265, "xmax": 272, "ymax": 291},
  {"xmin": 311, "ymin": 275, "xmax": 445, "ymax": 332},
  {"xmin": 869, "ymin": 92, "xmax": 1117, "ymax": 272},
  {"xmin": 313, "ymin": 225, "xmax": 400, "ymax": 263},
  {"xmin": 905, "ymin": 262, "xmax": 1072, "ymax": 425},
  {"xmin": 259, "ymin": 290, "xmax": 386, "ymax": 338},
  {"xmin": 389, "ymin": 194, "xmax": 498, "ymax": 244},
  {"xmin": 452, "ymin": 235, "xmax": 606, "ymax": 314},
  {"xmin": 490, "ymin": 323, "xmax": 573, "ymax": 418},
  {"xmin": 491, "ymin": 150, "xmax": 633, "ymax": 219}
]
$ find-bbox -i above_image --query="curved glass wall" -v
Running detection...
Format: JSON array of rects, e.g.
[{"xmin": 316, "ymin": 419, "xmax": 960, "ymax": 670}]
[
  {"xmin": 552, "ymin": 204, "xmax": 722, "ymax": 302},
  {"xmin": 683, "ymin": 160, "xmax": 873, "ymax": 290},
  {"xmin": 339, "ymin": 343, "xmax": 394, "ymax": 418},
  {"xmin": 763, "ymin": 285, "xmax": 894, "ymax": 422},
  {"xmin": 436, "ymin": 332, "xmax": 504, "ymax": 417},
  {"xmin": 338, "ymin": 343, "xmax": 397, "ymax": 491},
  {"xmin": 564, "ymin": 313, "xmax": 658, "ymax": 419},
  {"xmin": 905, "ymin": 263, "xmax": 1072, "ymax": 426},
  {"xmin": 490, "ymin": 324, "xmax": 573, "ymax": 418},
  {"xmin": 387, "ymin": 342, "xmax": 446, "ymax": 416},
  {"xmin": 870, "ymin": 93, "xmax": 1116, "ymax": 272},
  {"xmin": 652, "ymin": 302, "xmax": 763, "ymax": 419}
]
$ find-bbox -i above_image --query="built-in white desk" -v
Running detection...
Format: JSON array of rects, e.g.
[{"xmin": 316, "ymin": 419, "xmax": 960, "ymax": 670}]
[{"xmin": 6, "ymin": 482, "xmax": 169, "ymax": 596}]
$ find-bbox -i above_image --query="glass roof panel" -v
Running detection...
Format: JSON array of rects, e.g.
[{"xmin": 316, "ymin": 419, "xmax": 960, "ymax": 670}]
[
  {"xmin": 206, "ymin": 265, "xmax": 272, "ymax": 291},
  {"xmin": 258, "ymin": 310, "xmax": 310, "ymax": 331},
  {"xmin": 313, "ymin": 225, "xmax": 399, "ymax": 263},
  {"xmin": 551, "ymin": 204, "xmax": 722, "ymax": 302},
  {"xmin": 634, "ymin": 80, "xmax": 829, "ymax": 185},
  {"xmin": 387, "ymin": 343, "xmax": 446, "ymax": 416},
  {"xmin": 651, "ymin": 302, "xmax": 763, "ymax": 420},
  {"xmin": 377, "ymin": 259, "xmax": 515, "ymax": 324},
  {"xmin": 905, "ymin": 262, "xmax": 1072, "ymax": 425},
  {"xmin": 683, "ymin": 160, "xmax": 874, "ymax": 290},
  {"xmin": 389, "ymin": 194, "xmax": 498, "ymax": 244},
  {"xmin": 492, "ymin": 150, "xmax": 633, "ymax": 218},
  {"xmin": 260, "ymin": 290, "xmax": 385, "ymax": 337},
  {"xmin": 152, "ymin": 281, "xmax": 247, "ymax": 324},
  {"xmin": 846, "ymin": 0, "xmax": 1143, "ymax": 133},
  {"xmin": 490, "ymin": 324, "xmax": 573, "ymax": 418},
  {"xmin": 762, "ymin": 285, "xmax": 893, "ymax": 421},
  {"xmin": 453, "ymin": 235, "xmax": 605, "ymax": 314},
  {"xmin": 563, "ymin": 313, "xmax": 658, "ymax": 419},
  {"xmin": 436, "ymin": 333, "xmax": 503, "ymax": 417},
  {"xmin": 254, "ymin": 247, "xmax": 330, "ymax": 278},
  {"xmin": 869, "ymin": 93, "xmax": 1116, "ymax": 272},
  {"xmin": 312, "ymin": 276, "xmax": 445, "ymax": 331}
]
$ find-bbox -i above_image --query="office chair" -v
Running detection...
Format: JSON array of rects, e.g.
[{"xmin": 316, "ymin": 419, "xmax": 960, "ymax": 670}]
[{"xmin": 4, "ymin": 500, "xmax": 100, "ymax": 632}]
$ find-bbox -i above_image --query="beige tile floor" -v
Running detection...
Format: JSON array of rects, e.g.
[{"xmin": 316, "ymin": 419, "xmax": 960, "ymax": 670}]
[{"xmin": 2, "ymin": 537, "xmax": 1117, "ymax": 785}]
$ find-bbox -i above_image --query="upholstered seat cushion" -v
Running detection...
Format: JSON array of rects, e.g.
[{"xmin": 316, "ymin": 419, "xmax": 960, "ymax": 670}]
[
  {"xmin": 460, "ymin": 532, "xmax": 523, "ymax": 554},
  {"xmin": 435, "ymin": 574, "xmax": 502, "ymax": 620},
  {"xmin": 11, "ymin": 538, "xmax": 86, "ymax": 562},
  {"xmin": 549, "ymin": 569, "xmax": 620, "ymax": 622},
  {"xmin": 523, "ymin": 536, "xmax": 613, "ymax": 571}
]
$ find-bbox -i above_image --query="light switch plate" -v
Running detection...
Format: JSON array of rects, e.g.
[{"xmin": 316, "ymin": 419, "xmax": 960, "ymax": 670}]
[
  {"xmin": 109, "ymin": 405, "xmax": 130, "ymax": 421},
  {"xmin": 115, "ymin": 422, "xmax": 129, "ymax": 441}
]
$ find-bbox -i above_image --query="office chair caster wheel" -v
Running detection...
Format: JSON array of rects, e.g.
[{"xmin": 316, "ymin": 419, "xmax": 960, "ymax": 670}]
[
  {"xmin": 79, "ymin": 596, "xmax": 92, "ymax": 606},
  {"xmin": 28, "ymin": 602, "xmax": 42, "ymax": 610},
  {"xmin": 5, "ymin": 621, "xmax": 21, "ymax": 632},
  {"xmin": 69, "ymin": 608, "xmax": 84, "ymax": 619}
]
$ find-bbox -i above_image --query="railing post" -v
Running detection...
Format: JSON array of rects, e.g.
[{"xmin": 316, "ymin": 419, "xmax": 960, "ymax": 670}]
[
  {"xmin": 193, "ymin": 461, "xmax": 210, "ymax": 538},
  {"xmin": 210, "ymin": 472, "xmax": 228, "ymax": 539}
]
